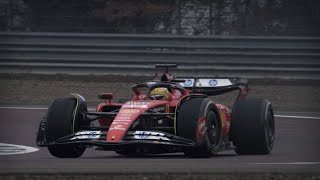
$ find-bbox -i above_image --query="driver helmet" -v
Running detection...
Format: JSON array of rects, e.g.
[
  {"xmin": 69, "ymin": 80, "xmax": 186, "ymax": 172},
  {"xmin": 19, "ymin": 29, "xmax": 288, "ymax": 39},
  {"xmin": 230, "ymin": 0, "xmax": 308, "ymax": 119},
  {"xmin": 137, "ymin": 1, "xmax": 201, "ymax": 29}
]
[{"xmin": 149, "ymin": 87, "xmax": 169, "ymax": 100}]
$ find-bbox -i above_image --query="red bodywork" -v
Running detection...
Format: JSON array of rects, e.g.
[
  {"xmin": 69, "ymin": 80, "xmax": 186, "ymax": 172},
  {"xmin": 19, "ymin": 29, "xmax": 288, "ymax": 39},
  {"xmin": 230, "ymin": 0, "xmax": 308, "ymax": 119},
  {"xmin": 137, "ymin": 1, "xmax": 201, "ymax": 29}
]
[
  {"xmin": 96, "ymin": 71, "xmax": 234, "ymax": 144},
  {"xmin": 36, "ymin": 64, "xmax": 251, "ymax": 156}
]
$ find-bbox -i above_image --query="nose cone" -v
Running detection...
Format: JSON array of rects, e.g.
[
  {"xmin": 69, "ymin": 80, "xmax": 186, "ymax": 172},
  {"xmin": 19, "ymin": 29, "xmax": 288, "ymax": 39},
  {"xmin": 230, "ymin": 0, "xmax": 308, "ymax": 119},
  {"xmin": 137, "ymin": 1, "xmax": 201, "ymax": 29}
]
[
  {"xmin": 107, "ymin": 108, "xmax": 142, "ymax": 142},
  {"xmin": 106, "ymin": 100, "xmax": 168, "ymax": 142}
]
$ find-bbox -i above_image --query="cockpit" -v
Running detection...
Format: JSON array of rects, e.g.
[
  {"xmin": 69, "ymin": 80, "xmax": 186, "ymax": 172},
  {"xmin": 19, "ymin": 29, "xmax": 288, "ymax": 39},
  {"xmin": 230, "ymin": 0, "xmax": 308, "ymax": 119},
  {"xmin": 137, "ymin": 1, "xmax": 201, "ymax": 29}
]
[{"xmin": 131, "ymin": 81, "xmax": 187, "ymax": 101}]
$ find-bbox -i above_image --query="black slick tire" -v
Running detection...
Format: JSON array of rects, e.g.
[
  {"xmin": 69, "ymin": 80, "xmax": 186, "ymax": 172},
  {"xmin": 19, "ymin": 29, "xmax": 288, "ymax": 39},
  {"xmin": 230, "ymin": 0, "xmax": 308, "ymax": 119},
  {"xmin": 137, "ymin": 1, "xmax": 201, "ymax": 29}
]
[
  {"xmin": 176, "ymin": 97, "xmax": 221, "ymax": 158},
  {"xmin": 45, "ymin": 98, "xmax": 87, "ymax": 158},
  {"xmin": 231, "ymin": 98, "xmax": 275, "ymax": 155}
]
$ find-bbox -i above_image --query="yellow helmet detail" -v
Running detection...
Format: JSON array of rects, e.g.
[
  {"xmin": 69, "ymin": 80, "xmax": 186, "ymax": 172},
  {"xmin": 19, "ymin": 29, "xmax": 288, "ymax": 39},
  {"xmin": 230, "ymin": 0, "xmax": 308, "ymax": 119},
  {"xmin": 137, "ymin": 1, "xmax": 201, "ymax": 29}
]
[{"xmin": 149, "ymin": 88, "xmax": 169, "ymax": 100}]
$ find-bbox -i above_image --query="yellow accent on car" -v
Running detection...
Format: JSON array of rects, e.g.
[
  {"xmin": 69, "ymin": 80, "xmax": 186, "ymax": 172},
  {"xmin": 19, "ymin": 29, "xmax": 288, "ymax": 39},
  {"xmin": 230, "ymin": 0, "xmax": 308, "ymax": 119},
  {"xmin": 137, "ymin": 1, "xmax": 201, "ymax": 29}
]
[
  {"xmin": 150, "ymin": 87, "xmax": 169, "ymax": 100},
  {"xmin": 71, "ymin": 93, "xmax": 79, "ymax": 133},
  {"xmin": 220, "ymin": 110, "xmax": 226, "ymax": 128}
]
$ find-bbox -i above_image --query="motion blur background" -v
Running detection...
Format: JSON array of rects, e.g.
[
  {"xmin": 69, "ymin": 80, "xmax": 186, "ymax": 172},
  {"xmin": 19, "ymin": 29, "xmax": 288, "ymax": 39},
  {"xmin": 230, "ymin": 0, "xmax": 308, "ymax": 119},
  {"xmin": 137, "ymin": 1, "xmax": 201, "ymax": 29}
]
[
  {"xmin": 1, "ymin": 0, "xmax": 320, "ymax": 36},
  {"xmin": 0, "ymin": 0, "xmax": 320, "ymax": 110}
]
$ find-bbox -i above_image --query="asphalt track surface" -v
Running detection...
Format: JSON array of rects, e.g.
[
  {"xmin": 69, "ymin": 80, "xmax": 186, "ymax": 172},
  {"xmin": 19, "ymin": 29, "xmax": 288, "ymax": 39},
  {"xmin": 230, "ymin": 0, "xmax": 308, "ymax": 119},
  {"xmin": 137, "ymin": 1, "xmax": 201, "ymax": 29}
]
[{"xmin": 0, "ymin": 108, "xmax": 320, "ymax": 176}]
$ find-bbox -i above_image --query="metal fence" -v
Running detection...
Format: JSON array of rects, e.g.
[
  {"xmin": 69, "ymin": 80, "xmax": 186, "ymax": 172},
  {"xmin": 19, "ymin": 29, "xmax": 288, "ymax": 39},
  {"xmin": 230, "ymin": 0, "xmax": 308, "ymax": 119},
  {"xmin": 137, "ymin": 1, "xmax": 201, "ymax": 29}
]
[{"xmin": 0, "ymin": 32, "xmax": 319, "ymax": 79}]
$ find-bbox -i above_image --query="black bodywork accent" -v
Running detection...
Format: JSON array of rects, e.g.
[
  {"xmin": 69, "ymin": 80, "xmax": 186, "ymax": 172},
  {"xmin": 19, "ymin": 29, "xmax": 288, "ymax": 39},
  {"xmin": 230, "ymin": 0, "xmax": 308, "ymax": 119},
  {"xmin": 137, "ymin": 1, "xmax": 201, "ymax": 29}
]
[
  {"xmin": 36, "ymin": 106, "xmax": 190, "ymax": 151},
  {"xmin": 37, "ymin": 128, "xmax": 195, "ymax": 150},
  {"xmin": 132, "ymin": 78, "xmax": 248, "ymax": 100}
]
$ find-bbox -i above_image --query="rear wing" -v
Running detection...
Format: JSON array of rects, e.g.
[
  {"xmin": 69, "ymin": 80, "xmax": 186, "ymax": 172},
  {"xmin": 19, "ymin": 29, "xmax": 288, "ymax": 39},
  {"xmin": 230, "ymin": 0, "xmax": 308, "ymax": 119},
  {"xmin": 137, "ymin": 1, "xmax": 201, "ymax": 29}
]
[
  {"xmin": 177, "ymin": 78, "xmax": 248, "ymax": 88},
  {"xmin": 176, "ymin": 78, "xmax": 249, "ymax": 98}
]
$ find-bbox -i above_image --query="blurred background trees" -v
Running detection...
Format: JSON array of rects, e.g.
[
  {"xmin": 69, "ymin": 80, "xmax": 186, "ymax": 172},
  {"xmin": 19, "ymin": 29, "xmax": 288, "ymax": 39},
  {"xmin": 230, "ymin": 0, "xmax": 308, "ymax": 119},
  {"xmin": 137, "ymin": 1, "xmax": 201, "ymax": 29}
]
[{"xmin": 1, "ymin": 0, "xmax": 319, "ymax": 35}]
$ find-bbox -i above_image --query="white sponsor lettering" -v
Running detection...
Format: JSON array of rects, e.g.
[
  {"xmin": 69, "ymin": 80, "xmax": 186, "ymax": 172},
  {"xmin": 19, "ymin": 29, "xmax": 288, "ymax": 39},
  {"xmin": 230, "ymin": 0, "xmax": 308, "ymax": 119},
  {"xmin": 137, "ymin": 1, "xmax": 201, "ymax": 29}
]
[
  {"xmin": 138, "ymin": 94, "xmax": 146, "ymax": 99},
  {"xmin": 179, "ymin": 79, "xmax": 194, "ymax": 87},
  {"xmin": 147, "ymin": 82, "xmax": 157, "ymax": 85},
  {"xmin": 196, "ymin": 79, "xmax": 232, "ymax": 87},
  {"xmin": 112, "ymin": 121, "xmax": 129, "ymax": 125},
  {"xmin": 70, "ymin": 131, "xmax": 101, "ymax": 140},
  {"xmin": 198, "ymin": 118, "xmax": 207, "ymax": 135},
  {"xmin": 122, "ymin": 104, "xmax": 148, "ymax": 108},
  {"xmin": 198, "ymin": 121, "xmax": 206, "ymax": 131},
  {"xmin": 122, "ymin": 101, "xmax": 149, "ymax": 108},
  {"xmin": 118, "ymin": 113, "xmax": 131, "ymax": 118},
  {"xmin": 120, "ymin": 109, "xmax": 139, "ymax": 114},
  {"xmin": 114, "ymin": 119, "xmax": 131, "ymax": 122},
  {"xmin": 178, "ymin": 78, "xmax": 233, "ymax": 87},
  {"xmin": 133, "ymin": 131, "xmax": 170, "ymax": 141},
  {"xmin": 115, "ymin": 116, "xmax": 131, "ymax": 120},
  {"xmin": 109, "ymin": 125, "xmax": 126, "ymax": 131}
]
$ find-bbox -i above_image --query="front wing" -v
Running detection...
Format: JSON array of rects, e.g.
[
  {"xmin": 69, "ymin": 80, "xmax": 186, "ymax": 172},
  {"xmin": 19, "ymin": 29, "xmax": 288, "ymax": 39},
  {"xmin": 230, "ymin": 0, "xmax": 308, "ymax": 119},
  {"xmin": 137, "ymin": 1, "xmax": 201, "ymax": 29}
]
[{"xmin": 37, "ymin": 128, "xmax": 195, "ymax": 150}]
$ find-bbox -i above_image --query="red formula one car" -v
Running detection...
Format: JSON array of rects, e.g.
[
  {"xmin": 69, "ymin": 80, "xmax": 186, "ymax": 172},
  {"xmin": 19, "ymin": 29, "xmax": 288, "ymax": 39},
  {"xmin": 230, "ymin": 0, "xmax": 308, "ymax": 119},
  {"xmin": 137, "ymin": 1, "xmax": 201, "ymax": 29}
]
[{"xmin": 36, "ymin": 64, "xmax": 275, "ymax": 158}]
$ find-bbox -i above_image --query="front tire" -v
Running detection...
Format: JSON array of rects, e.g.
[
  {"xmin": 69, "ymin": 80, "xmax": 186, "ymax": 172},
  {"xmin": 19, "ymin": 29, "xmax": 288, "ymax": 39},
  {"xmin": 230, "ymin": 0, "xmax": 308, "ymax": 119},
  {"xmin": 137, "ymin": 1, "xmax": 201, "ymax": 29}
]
[
  {"xmin": 231, "ymin": 98, "xmax": 275, "ymax": 155},
  {"xmin": 45, "ymin": 98, "xmax": 87, "ymax": 158}
]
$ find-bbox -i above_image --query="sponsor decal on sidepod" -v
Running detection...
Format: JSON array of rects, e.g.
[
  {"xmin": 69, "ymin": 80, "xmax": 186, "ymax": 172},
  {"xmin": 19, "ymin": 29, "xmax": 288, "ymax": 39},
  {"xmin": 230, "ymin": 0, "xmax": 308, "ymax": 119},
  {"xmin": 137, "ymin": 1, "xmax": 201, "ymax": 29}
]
[{"xmin": 109, "ymin": 125, "xmax": 126, "ymax": 131}]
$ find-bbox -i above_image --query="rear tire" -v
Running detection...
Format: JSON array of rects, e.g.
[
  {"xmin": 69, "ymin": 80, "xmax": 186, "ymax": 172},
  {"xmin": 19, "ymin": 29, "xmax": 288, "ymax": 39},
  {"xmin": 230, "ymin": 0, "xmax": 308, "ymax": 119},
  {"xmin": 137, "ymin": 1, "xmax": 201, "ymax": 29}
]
[
  {"xmin": 176, "ymin": 97, "xmax": 221, "ymax": 158},
  {"xmin": 45, "ymin": 98, "xmax": 87, "ymax": 158},
  {"xmin": 231, "ymin": 98, "xmax": 275, "ymax": 155}
]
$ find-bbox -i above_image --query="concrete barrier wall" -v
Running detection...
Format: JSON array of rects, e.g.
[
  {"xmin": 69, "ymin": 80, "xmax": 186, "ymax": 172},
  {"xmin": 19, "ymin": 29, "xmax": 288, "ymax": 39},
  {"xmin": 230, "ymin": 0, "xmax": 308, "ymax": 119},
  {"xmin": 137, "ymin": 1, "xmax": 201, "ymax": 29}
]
[{"xmin": 0, "ymin": 32, "xmax": 319, "ymax": 79}]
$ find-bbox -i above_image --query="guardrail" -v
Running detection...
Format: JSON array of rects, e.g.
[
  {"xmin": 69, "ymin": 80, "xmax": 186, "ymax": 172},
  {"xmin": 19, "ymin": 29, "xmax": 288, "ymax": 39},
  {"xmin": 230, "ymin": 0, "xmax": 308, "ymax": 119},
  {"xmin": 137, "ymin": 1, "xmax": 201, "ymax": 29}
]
[{"xmin": 0, "ymin": 32, "xmax": 319, "ymax": 79}]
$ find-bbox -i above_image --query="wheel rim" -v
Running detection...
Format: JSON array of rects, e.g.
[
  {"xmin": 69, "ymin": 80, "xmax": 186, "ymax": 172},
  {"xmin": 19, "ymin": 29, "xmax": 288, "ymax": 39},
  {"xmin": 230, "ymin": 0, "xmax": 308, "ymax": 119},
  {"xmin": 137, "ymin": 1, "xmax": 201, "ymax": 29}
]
[
  {"xmin": 265, "ymin": 107, "xmax": 275, "ymax": 149},
  {"xmin": 206, "ymin": 111, "xmax": 219, "ymax": 147}
]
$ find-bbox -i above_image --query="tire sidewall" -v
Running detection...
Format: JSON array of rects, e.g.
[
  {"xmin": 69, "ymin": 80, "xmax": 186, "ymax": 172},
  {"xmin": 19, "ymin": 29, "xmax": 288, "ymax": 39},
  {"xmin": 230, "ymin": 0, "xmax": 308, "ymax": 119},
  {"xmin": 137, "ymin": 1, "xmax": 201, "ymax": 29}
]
[
  {"xmin": 44, "ymin": 97, "xmax": 87, "ymax": 158},
  {"xmin": 178, "ymin": 97, "xmax": 222, "ymax": 157},
  {"xmin": 197, "ymin": 99, "xmax": 222, "ymax": 152},
  {"xmin": 262, "ymin": 101, "xmax": 275, "ymax": 153},
  {"xmin": 231, "ymin": 98, "xmax": 275, "ymax": 155}
]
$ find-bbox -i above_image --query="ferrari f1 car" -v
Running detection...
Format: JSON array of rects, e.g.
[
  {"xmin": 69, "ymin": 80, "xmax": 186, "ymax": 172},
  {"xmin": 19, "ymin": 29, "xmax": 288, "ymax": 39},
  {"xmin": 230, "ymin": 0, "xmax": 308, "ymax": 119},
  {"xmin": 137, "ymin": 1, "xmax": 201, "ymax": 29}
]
[{"xmin": 36, "ymin": 64, "xmax": 275, "ymax": 158}]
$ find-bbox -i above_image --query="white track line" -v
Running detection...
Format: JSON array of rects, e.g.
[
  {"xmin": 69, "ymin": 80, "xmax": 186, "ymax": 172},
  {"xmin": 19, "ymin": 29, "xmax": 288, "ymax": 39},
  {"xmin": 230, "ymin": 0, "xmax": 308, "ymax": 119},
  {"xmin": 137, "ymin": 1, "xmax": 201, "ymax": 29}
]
[
  {"xmin": 249, "ymin": 162, "xmax": 320, "ymax": 165},
  {"xmin": 0, "ymin": 106, "xmax": 320, "ymax": 120},
  {"xmin": 0, "ymin": 106, "xmax": 48, "ymax": 110},
  {"xmin": 0, "ymin": 143, "xmax": 39, "ymax": 155},
  {"xmin": 0, "ymin": 106, "xmax": 97, "ymax": 111},
  {"xmin": 274, "ymin": 115, "xmax": 320, "ymax": 120}
]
